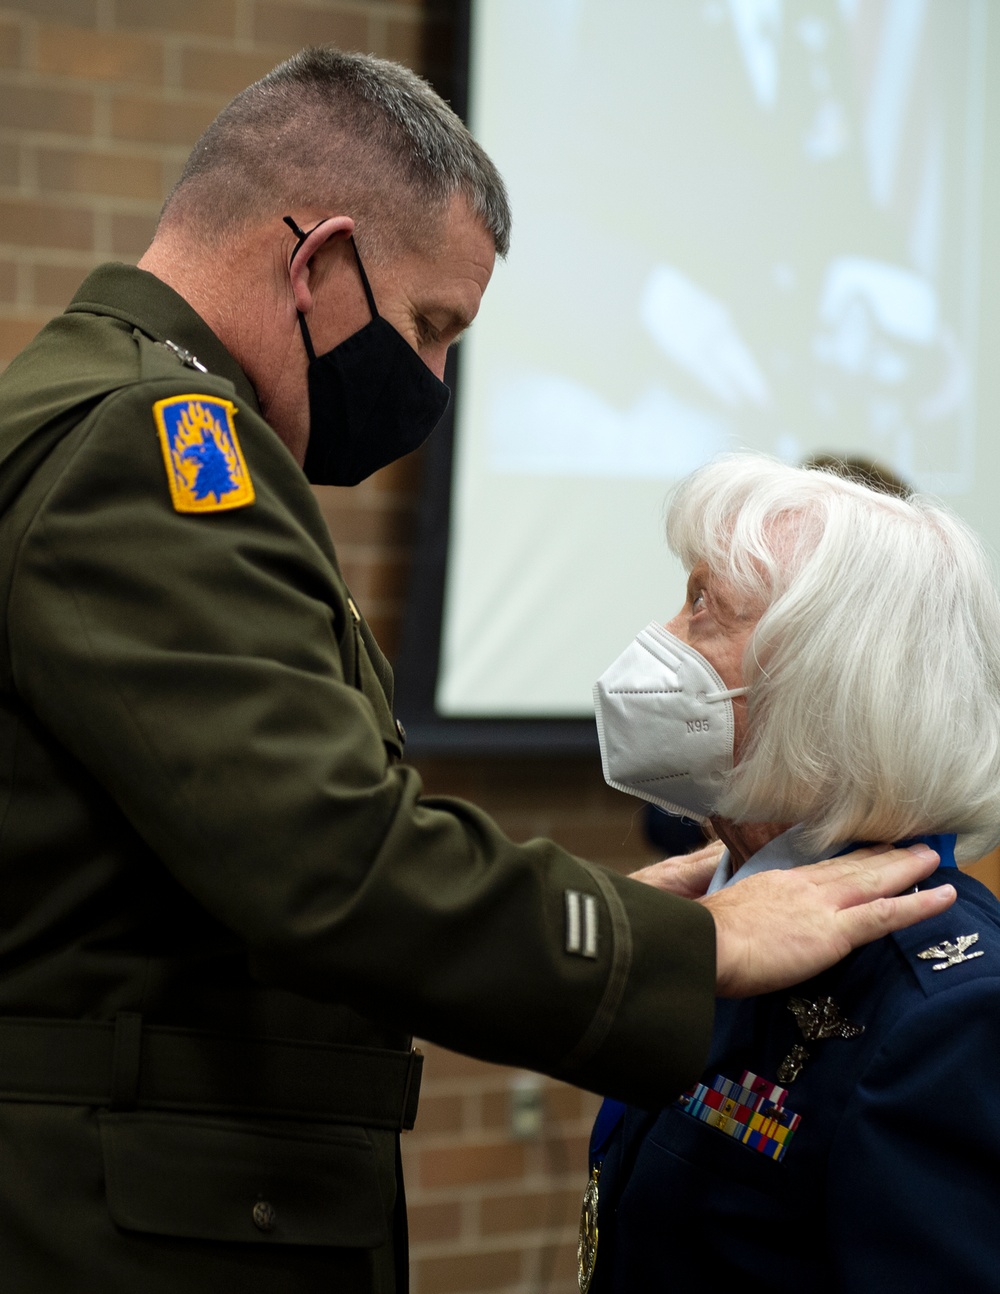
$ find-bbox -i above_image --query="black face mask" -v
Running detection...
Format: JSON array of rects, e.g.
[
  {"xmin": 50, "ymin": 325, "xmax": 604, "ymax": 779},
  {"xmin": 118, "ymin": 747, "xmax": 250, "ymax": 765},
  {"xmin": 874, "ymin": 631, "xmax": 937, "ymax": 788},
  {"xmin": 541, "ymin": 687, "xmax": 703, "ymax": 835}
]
[{"xmin": 284, "ymin": 217, "xmax": 452, "ymax": 487}]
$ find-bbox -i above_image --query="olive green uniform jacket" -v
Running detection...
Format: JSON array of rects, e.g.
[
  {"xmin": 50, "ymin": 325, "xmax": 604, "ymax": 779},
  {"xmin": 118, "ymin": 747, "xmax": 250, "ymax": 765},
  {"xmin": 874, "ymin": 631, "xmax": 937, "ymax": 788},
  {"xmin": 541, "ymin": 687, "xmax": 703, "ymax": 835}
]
[{"xmin": 0, "ymin": 264, "xmax": 715, "ymax": 1293}]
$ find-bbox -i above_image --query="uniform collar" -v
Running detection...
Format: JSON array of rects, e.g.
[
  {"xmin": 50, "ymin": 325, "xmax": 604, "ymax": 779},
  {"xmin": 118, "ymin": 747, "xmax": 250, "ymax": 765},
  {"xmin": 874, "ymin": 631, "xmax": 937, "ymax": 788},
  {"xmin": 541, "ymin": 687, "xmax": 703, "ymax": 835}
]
[
  {"xmin": 706, "ymin": 826, "xmax": 957, "ymax": 894},
  {"xmin": 65, "ymin": 263, "xmax": 260, "ymax": 414}
]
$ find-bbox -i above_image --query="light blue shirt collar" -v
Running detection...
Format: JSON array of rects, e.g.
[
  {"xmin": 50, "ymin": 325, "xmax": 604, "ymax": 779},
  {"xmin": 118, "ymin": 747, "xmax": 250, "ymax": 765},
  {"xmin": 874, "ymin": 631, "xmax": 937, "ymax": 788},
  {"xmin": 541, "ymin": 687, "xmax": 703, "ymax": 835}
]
[
  {"xmin": 706, "ymin": 826, "xmax": 957, "ymax": 893},
  {"xmin": 706, "ymin": 825, "xmax": 816, "ymax": 894}
]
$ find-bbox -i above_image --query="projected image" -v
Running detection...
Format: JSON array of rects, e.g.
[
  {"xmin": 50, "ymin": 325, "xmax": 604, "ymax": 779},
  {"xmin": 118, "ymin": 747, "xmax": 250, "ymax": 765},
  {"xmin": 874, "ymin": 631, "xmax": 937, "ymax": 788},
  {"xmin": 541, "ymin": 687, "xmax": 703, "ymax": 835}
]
[
  {"xmin": 487, "ymin": 0, "xmax": 979, "ymax": 490},
  {"xmin": 438, "ymin": 0, "xmax": 988, "ymax": 717}
]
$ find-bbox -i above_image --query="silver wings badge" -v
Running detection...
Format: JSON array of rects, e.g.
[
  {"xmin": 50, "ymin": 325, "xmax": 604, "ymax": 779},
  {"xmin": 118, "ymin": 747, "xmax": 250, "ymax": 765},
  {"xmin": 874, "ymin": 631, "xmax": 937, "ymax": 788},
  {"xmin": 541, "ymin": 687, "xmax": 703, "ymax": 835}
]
[
  {"xmin": 917, "ymin": 933, "xmax": 983, "ymax": 971},
  {"xmin": 776, "ymin": 996, "xmax": 865, "ymax": 1083},
  {"xmin": 788, "ymin": 996, "xmax": 865, "ymax": 1042}
]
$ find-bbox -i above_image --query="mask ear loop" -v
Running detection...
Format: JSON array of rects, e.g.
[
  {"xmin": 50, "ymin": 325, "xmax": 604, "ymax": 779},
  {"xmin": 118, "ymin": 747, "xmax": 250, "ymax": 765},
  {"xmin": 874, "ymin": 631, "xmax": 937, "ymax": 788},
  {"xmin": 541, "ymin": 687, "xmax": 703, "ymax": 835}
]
[
  {"xmin": 282, "ymin": 214, "xmax": 314, "ymax": 264},
  {"xmin": 283, "ymin": 215, "xmax": 319, "ymax": 362},
  {"xmin": 703, "ymin": 686, "xmax": 749, "ymax": 703},
  {"xmin": 282, "ymin": 216, "xmax": 378, "ymax": 364},
  {"xmin": 348, "ymin": 238, "xmax": 379, "ymax": 319}
]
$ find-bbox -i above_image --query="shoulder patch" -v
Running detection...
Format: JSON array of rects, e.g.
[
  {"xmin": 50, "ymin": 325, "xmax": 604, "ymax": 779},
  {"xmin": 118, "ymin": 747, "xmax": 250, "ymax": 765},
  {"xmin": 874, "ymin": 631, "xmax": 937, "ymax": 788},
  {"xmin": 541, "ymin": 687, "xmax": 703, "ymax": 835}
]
[{"xmin": 153, "ymin": 394, "xmax": 255, "ymax": 514}]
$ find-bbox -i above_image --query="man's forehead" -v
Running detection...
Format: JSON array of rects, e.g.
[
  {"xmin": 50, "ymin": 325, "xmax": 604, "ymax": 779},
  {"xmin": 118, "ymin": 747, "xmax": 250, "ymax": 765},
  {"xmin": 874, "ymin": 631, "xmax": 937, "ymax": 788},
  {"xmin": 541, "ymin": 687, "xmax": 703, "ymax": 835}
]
[{"xmin": 408, "ymin": 212, "xmax": 494, "ymax": 319}]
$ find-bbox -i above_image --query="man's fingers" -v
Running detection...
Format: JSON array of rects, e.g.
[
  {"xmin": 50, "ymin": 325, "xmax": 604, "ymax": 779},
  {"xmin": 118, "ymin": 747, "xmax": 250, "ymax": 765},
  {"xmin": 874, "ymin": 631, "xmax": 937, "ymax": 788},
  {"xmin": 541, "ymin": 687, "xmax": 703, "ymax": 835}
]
[
  {"xmin": 811, "ymin": 844, "xmax": 940, "ymax": 901},
  {"xmin": 629, "ymin": 840, "xmax": 724, "ymax": 897},
  {"xmin": 683, "ymin": 841, "xmax": 726, "ymax": 862},
  {"xmin": 838, "ymin": 882, "xmax": 957, "ymax": 946},
  {"xmin": 704, "ymin": 842, "xmax": 953, "ymax": 996}
]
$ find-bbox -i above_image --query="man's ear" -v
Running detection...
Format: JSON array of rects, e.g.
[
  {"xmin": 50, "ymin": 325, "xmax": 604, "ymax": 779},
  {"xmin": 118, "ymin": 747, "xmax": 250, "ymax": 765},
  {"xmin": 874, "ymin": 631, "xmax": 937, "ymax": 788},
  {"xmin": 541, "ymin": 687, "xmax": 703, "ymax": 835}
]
[{"xmin": 287, "ymin": 215, "xmax": 355, "ymax": 315}]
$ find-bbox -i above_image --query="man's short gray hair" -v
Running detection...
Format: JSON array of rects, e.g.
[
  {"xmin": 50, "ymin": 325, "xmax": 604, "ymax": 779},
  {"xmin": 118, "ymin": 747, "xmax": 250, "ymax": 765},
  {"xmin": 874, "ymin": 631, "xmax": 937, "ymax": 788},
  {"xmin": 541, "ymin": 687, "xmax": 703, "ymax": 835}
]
[
  {"xmin": 667, "ymin": 454, "xmax": 1000, "ymax": 861},
  {"xmin": 159, "ymin": 46, "xmax": 511, "ymax": 260}
]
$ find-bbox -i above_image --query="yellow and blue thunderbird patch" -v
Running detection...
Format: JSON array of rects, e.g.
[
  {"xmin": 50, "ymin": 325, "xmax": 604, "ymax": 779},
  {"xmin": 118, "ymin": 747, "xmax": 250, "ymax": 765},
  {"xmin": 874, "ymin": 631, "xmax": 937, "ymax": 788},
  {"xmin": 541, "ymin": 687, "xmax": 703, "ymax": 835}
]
[{"xmin": 153, "ymin": 395, "xmax": 255, "ymax": 514}]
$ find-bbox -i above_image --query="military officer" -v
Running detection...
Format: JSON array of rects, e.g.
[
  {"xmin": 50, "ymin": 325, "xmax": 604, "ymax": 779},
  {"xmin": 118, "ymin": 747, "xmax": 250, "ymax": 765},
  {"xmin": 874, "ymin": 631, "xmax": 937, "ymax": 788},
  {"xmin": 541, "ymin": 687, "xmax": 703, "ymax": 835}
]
[
  {"xmin": 0, "ymin": 49, "xmax": 951, "ymax": 1294},
  {"xmin": 584, "ymin": 456, "xmax": 1000, "ymax": 1292}
]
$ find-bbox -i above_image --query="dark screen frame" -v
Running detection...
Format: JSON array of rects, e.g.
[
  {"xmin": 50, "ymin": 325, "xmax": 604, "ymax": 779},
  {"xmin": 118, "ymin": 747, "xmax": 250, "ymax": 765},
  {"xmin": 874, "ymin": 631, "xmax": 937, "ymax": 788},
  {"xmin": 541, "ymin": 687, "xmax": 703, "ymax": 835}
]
[{"xmin": 393, "ymin": 0, "xmax": 600, "ymax": 755}]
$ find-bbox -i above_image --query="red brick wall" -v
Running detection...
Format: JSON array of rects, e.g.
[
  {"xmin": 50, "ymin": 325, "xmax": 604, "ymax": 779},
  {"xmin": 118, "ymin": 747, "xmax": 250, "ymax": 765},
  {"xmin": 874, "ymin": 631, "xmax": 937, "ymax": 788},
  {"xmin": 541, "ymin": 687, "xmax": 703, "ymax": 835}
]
[{"xmin": 0, "ymin": 5, "xmax": 652, "ymax": 1291}]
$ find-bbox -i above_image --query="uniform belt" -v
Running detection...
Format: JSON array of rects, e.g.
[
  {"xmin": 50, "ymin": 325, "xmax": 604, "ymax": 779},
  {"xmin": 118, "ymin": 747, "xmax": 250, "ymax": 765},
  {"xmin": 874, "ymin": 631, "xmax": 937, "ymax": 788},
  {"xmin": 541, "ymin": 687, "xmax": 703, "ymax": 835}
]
[{"xmin": 0, "ymin": 1014, "xmax": 423, "ymax": 1130}]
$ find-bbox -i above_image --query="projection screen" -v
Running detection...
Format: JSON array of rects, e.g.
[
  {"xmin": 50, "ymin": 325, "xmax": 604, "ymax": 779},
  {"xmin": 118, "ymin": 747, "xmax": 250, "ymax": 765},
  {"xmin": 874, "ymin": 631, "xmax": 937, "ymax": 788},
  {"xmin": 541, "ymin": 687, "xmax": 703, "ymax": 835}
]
[{"xmin": 401, "ymin": 0, "xmax": 1000, "ymax": 739}]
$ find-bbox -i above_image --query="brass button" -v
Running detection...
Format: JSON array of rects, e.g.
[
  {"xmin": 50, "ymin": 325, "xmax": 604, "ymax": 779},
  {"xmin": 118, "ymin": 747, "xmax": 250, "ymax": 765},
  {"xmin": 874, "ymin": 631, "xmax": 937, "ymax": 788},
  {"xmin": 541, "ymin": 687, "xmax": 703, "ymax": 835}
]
[
  {"xmin": 395, "ymin": 718, "xmax": 407, "ymax": 745},
  {"xmin": 252, "ymin": 1200, "xmax": 276, "ymax": 1233}
]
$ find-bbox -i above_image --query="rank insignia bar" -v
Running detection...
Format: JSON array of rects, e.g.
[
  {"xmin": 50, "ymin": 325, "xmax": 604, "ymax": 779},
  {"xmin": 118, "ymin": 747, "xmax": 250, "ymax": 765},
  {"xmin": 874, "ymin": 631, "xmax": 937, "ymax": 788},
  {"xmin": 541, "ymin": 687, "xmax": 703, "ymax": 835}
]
[
  {"xmin": 676, "ymin": 1070, "xmax": 801, "ymax": 1161},
  {"xmin": 153, "ymin": 395, "xmax": 255, "ymax": 514},
  {"xmin": 917, "ymin": 933, "xmax": 983, "ymax": 971}
]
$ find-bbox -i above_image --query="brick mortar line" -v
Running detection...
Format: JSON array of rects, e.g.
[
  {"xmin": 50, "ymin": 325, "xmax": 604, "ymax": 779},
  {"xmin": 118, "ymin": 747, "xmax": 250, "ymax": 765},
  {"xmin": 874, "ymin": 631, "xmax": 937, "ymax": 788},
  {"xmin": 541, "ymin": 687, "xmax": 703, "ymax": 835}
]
[
  {"xmin": 410, "ymin": 1097, "xmax": 595, "ymax": 1120},
  {"xmin": 233, "ymin": 0, "xmax": 255, "ymax": 44},
  {"xmin": 0, "ymin": 134, "xmax": 191, "ymax": 160},
  {"xmin": 162, "ymin": 34, "xmax": 183, "ymax": 91},
  {"xmin": 0, "ymin": 190, "xmax": 161, "ymax": 209},
  {"xmin": 405, "ymin": 1191, "xmax": 588, "ymax": 1214},
  {"xmin": 0, "ymin": 68, "xmax": 229, "ymax": 103},
  {"xmin": 410, "ymin": 1202, "xmax": 582, "ymax": 1220},
  {"xmin": 409, "ymin": 1237, "xmax": 578, "ymax": 1264},
  {"xmin": 406, "ymin": 1229, "xmax": 579, "ymax": 1258},
  {"xmin": 14, "ymin": 11, "xmax": 37, "ymax": 72},
  {"xmin": 105, "ymin": 32, "xmax": 329, "ymax": 55},
  {"xmin": 409, "ymin": 1076, "xmax": 560, "ymax": 1097},
  {"xmin": 0, "ymin": 246, "xmax": 109, "ymax": 265},
  {"xmin": 402, "ymin": 1173, "xmax": 591, "ymax": 1202},
  {"xmin": 2, "ymin": 141, "xmax": 194, "ymax": 161},
  {"xmin": 0, "ymin": 2, "xmax": 445, "ymax": 24},
  {"xmin": 405, "ymin": 1129, "xmax": 594, "ymax": 1152},
  {"xmin": 93, "ymin": 208, "xmax": 113, "ymax": 258},
  {"xmin": 0, "ymin": 303, "xmax": 67, "ymax": 318}
]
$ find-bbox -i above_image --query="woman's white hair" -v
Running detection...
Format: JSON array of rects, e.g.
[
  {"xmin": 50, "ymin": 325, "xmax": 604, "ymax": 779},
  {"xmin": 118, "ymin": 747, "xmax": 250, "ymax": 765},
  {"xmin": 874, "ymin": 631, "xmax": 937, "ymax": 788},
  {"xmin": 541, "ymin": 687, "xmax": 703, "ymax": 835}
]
[{"xmin": 666, "ymin": 453, "xmax": 1000, "ymax": 861}]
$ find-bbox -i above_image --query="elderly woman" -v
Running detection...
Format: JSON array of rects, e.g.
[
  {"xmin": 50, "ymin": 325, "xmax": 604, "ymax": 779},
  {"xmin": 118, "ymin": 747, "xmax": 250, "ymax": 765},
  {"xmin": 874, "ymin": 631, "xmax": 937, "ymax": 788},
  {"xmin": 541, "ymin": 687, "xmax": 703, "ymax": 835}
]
[{"xmin": 584, "ymin": 455, "xmax": 1000, "ymax": 1293}]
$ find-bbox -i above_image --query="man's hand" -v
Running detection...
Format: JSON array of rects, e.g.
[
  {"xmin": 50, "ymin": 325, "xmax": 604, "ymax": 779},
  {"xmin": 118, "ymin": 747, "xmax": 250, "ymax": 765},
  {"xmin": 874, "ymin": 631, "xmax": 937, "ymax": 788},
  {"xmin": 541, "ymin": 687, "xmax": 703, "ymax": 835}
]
[
  {"xmin": 630, "ymin": 841, "xmax": 725, "ymax": 898},
  {"xmin": 702, "ymin": 844, "xmax": 955, "ymax": 997}
]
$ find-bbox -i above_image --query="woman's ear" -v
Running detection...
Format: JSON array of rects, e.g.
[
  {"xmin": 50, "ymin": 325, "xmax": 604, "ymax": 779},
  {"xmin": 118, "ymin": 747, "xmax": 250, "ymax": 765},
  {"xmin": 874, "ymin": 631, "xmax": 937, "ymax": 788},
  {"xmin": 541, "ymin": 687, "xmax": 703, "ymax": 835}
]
[{"xmin": 286, "ymin": 215, "xmax": 355, "ymax": 315}]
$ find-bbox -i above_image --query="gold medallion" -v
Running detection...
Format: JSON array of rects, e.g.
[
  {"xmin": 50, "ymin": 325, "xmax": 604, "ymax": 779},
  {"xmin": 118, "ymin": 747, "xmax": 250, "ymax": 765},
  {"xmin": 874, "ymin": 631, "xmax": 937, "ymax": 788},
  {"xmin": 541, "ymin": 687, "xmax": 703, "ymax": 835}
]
[{"xmin": 578, "ymin": 1164, "xmax": 600, "ymax": 1293}]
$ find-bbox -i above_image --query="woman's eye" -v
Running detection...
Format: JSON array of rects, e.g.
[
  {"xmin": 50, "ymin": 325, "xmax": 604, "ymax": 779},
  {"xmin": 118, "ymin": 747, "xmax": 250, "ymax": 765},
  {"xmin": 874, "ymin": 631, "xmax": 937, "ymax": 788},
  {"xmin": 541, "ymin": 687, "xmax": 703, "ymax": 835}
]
[{"xmin": 691, "ymin": 590, "xmax": 706, "ymax": 611}]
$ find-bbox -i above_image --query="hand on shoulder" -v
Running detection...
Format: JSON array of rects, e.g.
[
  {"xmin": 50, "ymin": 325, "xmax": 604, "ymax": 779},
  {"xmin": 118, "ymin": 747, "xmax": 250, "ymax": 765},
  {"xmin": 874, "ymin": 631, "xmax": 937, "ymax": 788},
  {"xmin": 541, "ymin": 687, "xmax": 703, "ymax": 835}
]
[{"xmin": 702, "ymin": 843, "xmax": 955, "ymax": 996}]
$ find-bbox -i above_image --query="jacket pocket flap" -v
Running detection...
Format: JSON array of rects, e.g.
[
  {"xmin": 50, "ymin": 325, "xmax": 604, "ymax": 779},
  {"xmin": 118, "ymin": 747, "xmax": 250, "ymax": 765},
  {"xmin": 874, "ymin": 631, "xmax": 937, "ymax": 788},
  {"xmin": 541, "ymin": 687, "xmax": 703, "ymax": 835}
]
[{"xmin": 99, "ymin": 1112, "xmax": 389, "ymax": 1247}]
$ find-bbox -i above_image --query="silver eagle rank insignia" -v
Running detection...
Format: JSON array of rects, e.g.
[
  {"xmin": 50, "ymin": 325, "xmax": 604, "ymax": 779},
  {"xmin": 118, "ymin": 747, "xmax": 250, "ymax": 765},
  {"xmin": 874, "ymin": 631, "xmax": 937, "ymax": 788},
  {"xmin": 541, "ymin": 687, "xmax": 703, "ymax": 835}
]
[{"xmin": 917, "ymin": 933, "xmax": 983, "ymax": 971}]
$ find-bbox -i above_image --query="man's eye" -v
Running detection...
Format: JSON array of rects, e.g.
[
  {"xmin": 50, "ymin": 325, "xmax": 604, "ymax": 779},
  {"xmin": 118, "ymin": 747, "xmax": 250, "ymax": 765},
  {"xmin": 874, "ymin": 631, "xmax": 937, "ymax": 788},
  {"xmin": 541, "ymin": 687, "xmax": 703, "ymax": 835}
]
[{"xmin": 416, "ymin": 316, "xmax": 439, "ymax": 345}]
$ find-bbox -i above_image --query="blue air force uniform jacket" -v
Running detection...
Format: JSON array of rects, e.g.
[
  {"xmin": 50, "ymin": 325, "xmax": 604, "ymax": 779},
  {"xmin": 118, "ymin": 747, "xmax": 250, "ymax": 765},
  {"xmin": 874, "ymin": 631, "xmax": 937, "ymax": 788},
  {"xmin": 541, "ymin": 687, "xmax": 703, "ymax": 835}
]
[{"xmin": 586, "ymin": 833, "xmax": 1000, "ymax": 1293}]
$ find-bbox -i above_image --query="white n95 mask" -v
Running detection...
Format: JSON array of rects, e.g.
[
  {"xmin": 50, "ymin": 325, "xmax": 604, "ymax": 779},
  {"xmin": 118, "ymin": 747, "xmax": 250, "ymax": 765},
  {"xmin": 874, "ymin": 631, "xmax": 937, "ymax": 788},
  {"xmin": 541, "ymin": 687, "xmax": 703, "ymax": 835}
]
[{"xmin": 593, "ymin": 622, "xmax": 748, "ymax": 821}]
